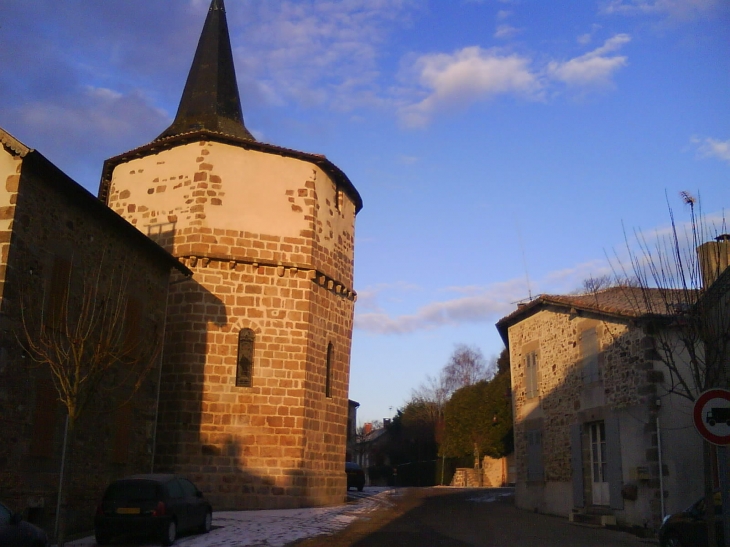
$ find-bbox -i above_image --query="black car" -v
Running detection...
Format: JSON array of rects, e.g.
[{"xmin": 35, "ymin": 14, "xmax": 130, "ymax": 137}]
[
  {"xmin": 94, "ymin": 474, "xmax": 212, "ymax": 546},
  {"xmin": 346, "ymin": 462, "xmax": 365, "ymax": 492},
  {"xmin": 0, "ymin": 501, "xmax": 48, "ymax": 547},
  {"xmin": 659, "ymin": 492, "xmax": 722, "ymax": 547}
]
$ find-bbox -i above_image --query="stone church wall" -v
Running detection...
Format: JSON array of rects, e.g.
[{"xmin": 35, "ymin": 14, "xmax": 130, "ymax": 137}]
[
  {"xmin": 0, "ymin": 142, "xmax": 173, "ymax": 534},
  {"xmin": 106, "ymin": 139, "xmax": 356, "ymax": 509}
]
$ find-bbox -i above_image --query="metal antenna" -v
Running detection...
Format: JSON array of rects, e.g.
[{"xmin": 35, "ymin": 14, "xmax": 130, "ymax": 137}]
[{"xmin": 514, "ymin": 217, "xmax": 533, "ymax": 300}]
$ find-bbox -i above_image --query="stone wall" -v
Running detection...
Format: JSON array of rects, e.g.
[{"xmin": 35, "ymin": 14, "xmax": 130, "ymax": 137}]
[
  {"xmin": 509, "ymin": 306, "xmax": 644, "ymax": 485},
  {"xmin": 107, "ymin": 139, "xmax": 357, "ymax": 509},
  {"xmin": 0, "ymin": 143, "xmax": 172, "ymax": 535}
]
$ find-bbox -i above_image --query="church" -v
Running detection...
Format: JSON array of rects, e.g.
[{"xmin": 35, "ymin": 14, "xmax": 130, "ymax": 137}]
[{"xmin": 0, "ymin": 0, "xmax": 362, "ymax": 532}]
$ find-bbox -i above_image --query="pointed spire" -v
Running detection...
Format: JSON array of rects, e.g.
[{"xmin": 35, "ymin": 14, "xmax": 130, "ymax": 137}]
[{"xmin": 157, "ymin": 0, "xmax": 254, "ymax": 141}]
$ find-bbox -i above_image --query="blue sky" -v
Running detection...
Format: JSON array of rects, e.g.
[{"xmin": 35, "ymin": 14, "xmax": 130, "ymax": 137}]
[{"xmin": 1, "ymin": 0, "xmax": 728, "ymax": 424}]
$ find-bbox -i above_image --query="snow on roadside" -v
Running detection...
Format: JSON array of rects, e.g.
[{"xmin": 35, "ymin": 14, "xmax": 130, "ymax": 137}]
[{"xmin": 63, "ymin": 487, "xmax": 396, "ymax": 547}]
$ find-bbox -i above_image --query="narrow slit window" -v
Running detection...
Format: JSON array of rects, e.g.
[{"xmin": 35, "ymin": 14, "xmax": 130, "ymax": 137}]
[
  {"xmin": 236, "ymin": 329, "xmax": 255, "ymax": 387},
  {"xmin": 326, "ymin": 342, "xmax": 333, "ymax": 397}
]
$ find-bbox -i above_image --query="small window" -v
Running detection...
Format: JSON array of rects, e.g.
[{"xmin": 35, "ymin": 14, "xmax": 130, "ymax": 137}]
[
  {"xmin": 525, "ymin": 351, "xmax": 539, "ymax": 399},
  {"xmin": 335, "ymin": 188, "xmax": 344, "ymax": 212},
  {"xmin": 325, "ymin": 342, "xmax": 333, "ymax": 398},
  {"xmin": 236, "ymin": 329, "xmax": 255, "ymax": 387}
]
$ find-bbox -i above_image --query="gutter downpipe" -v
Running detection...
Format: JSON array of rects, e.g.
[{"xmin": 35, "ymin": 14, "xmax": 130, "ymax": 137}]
[
  {"xmin": 657, "ymin": 414, "xmax": 665, "ymax": 520},
  {"xmin": 150, "ymin": 272, "xmax": 190, "ymax": 472},
  {"xmin": 54, "ymin": 414, "xmax": 69, "ymax": 541}
]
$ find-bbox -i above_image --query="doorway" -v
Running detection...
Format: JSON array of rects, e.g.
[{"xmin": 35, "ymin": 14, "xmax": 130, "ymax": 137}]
[{"xmin": 589, "ymin": 421, "xmax": 609, "ymax": 506}]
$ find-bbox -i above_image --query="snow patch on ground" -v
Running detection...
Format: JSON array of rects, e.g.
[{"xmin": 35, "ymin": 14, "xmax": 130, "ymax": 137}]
[
  {"xmin": 63, "ymin": 487, "xmax": 396, "ymax": 547},
  {"xmin": 466, "ymin": 487, "xmax": 515, "ymax": 504}
]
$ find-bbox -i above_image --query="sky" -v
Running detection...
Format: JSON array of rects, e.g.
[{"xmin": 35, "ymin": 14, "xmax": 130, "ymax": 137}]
[{"xmin": 1, "ymin": 0, "xmax": 728, "ymax": 425}]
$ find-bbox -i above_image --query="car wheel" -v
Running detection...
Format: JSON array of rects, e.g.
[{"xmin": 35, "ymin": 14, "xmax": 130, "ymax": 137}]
[
  {"xmin": 161, "ymin": 519, "xmax": 177, "ymax": 546},
  {"xmin": 200, "ymin": 510, "xmax": 212, "ymax": 534},
  {"xmin": 95, "ymin": 531, "xmax": 111, "ymax": 546},
  {"xmin": 663, "ymin": 534, "xmax": 683, "ymax": 547}
]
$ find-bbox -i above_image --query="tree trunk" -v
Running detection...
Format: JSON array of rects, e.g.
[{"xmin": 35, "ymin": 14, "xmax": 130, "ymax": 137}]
[
  {"xmin": 56, "ymin": 418, "xmax": 76, "ymax": 547},
  {"xmin": 705, "ymin": 440, "xmax": 718, "ymax": 547}
]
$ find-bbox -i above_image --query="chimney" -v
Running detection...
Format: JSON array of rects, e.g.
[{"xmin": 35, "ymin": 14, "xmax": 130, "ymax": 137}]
[
  {"xmin": 698, "ymin": 235, "xmax": 730, "ymax": 287},
  {"xmin": 363, "ymin": 423, "xmax": 372, "ymax": 435}
]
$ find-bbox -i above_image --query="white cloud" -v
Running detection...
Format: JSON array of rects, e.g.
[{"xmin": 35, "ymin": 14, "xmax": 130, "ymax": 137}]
[
  {"xmin": 494, "ymin": 24, "xmax": 522, "ymax": 39},
  {"xmin": 547, "ymin": 34, "xmax": 630, "ymax": 87},
  {"xmin": 601, "ymin": 0, "xmax": 722, "ymax": 21},
  {"xmin": 496, "ymin": 10, "xmax": 512, "ymax": 20},
  {"xmin": 232, "ymin": 0, "xmax": 414, "ymax": 111},
  {"xmin": 353, "ymin": 261, "xmax": 613, "ymax": 335},
  {"xmin": 692, "ymin": 136, "xmax": 730, "ymax": 164},
  {"xmin": 398, "ymin": 46, "xmax": 540, "ymax": 127}
]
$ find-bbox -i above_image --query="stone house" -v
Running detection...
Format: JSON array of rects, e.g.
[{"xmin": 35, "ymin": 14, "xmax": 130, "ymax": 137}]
[
  {"xmin": 0, "ymin": 128, "xmax": 189, "ymax": 533},
  {"xmin": 496, "ymin": 287, "xmax": 705, "ymax": 529},
  {"xmin": 97, "ymin": 0, "xmax": 362, "ymax": 510}
]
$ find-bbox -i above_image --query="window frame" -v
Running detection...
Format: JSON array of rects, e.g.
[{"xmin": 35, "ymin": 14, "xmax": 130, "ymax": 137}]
[
  {"xmin": 525, "ymin": 350, "xmax": 539, "ymax": 399},
  {"xmin": 325, "ymin": 342, "xmax": 333, "ymax": 398},
  {"xmin": 236, "ymin": 328, "xmax": 255, "ymax": 388}
]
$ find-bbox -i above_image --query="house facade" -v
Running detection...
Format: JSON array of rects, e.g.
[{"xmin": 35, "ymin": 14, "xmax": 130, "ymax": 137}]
[
  {"xmin": 0, "ymin": 128, "xmax": 188, "ymax": 533},
  {"xmin": 496, "ymin": 288, "xmax": 704, "ymax": 529}
]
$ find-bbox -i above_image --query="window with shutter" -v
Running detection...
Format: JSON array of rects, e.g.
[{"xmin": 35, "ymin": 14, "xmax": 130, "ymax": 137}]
[
  {"xmin": 581, "ymin": 328, "xmax": 600, "ymax": 384},
  {"xmin": 525, "ymin": 351, "xmax": 539, "ymax": 399}
]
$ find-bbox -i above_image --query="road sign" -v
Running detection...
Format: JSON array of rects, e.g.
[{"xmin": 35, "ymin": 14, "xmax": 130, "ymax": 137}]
[{"xmin": 694, "ymin": 389, "xmax": 730, "ymax": 445}]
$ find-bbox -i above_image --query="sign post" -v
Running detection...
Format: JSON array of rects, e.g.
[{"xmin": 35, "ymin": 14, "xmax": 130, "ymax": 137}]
[{"xmin": 694, "ymin": 389, "xmax": 730, "ymax": 547}]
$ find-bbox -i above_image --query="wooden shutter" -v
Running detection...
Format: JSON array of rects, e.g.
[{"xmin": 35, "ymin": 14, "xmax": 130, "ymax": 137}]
[
  {"xmin": 111, "ymin": 404, "xmax": 132, "ymax": 464},
  {"xmin": 48, "ymin": 256, "xmax": 71, "ymax": 328},
  {"xmin": 581, "ymin": 329, "xmax": 599, "ymax": 383},
  {"xmin": 570, "ymin": 423, "xmax": 585, "ymax": 508},
  {"xmin": 605, "ymin": 413, "xmax": 624, "ymax": 510}
]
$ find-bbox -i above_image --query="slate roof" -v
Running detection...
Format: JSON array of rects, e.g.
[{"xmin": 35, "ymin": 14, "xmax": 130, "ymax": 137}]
[
  {"xmin": 495, "ymin": 286, "xmax": 695, "ymax": 345},
  {"xmin": 157, "ymin": 0, "xmax": 253, "ymax": 142}
]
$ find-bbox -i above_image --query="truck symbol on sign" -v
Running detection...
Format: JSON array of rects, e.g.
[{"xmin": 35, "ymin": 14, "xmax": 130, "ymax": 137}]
[{"xmin": 706, "ymin": 407, "xmax": 730, "ymax": 427}]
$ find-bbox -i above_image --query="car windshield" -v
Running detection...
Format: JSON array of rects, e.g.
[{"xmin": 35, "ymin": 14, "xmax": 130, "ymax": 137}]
[
  {"xmin": 104, "ymin": 481, "xmax": 159, "ymax": 503},
  {"xmin": 0, "ymin": 503, "xmax": 11, "ymax": 525}
]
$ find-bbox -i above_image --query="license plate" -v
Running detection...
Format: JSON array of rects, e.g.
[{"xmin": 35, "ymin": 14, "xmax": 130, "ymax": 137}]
[{"xmin": 116, "ymin": 507, "xmax": 140, "ymax": 515}]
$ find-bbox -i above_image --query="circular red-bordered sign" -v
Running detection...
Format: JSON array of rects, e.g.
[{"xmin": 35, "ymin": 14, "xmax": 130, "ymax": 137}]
[{"xmin": 694, "ymin": 389, "xmax": 730, "ymax": 445}]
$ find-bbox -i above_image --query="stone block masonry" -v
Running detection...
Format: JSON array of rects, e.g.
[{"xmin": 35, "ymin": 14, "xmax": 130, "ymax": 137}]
[{"xmin": 105, "ymin": 138, "xmax": 358, "ymax": 510}]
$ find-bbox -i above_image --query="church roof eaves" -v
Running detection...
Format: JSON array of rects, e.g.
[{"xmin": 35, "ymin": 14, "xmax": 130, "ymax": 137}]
[
  {"xmin": 0, "ymin": 127, "xmax": 32, "ymax": 157},
  {"xmin": 99, "ymin": 129, "xmax": 363, "ymax": 213}
]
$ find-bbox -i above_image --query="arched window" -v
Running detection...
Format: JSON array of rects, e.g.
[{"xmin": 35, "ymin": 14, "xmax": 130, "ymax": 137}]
[
  {"xmin": 325, "ymin": 342, "xmax": 333, "ymax": 398},
  {"xmin": 236, "ymin": 329, "xmax": 255, "ymax": 387}
]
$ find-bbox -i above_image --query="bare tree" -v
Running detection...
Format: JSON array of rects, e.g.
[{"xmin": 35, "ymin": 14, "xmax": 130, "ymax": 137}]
[
  {"xmin": 19, "ymin": 255, "xmax": 162, "ymax": 546},
  {"xmin": 442, "ymin": 344, "xmax": 494, "ymax": 395},
  {"xmin": 612, "ymin": 194, "xmax": 729, "ymax": 547}
]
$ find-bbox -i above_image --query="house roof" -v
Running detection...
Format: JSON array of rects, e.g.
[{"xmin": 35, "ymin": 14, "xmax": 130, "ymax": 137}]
[
  {"xmin": 156, "ymin": 0, "xmax": 254, "ymax": 142},
  {"xmin": 495, "ymin": 286, "xmax": 693, "ymax": 346},
  {"xmin": 0, "ymin": 127, "xmax": 191, "ymax": 277}
]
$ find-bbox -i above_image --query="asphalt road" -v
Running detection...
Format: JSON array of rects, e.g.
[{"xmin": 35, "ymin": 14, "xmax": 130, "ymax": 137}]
[{"xmin": 291, "ymin": 487, "xmax": 654, "ymax": 547}]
